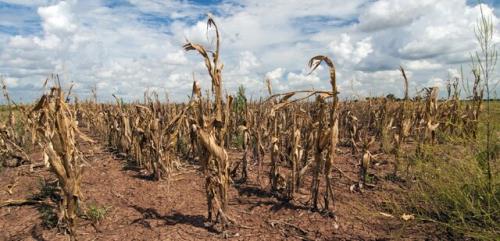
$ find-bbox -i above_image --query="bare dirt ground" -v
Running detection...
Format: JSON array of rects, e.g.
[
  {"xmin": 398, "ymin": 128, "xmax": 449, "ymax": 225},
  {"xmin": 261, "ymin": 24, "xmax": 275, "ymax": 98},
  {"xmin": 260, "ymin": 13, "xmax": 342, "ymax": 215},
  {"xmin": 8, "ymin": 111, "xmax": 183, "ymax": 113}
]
[{"xmin": 0, "ymin": 130, "xmax": 447, "ymax": 241}]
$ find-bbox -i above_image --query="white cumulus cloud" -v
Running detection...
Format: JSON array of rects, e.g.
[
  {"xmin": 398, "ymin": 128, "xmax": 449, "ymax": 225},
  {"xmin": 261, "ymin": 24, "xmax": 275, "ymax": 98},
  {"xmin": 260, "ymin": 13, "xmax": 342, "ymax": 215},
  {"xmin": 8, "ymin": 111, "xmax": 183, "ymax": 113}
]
[
  {"xmin": 0, "ymin": 0, "xmax": 498, "ymax": 102},
  {"xmin": 329, "ymin": 34, "xmax": 373, "ymax": 65}
]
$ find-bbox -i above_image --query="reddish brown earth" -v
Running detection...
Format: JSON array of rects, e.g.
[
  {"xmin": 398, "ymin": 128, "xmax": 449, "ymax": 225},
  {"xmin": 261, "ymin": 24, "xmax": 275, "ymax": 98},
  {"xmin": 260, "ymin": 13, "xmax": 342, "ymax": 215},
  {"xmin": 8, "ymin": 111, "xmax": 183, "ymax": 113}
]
[{"xmin": 0, "ymin": 131, "xmax": 446, "ymax": 241}]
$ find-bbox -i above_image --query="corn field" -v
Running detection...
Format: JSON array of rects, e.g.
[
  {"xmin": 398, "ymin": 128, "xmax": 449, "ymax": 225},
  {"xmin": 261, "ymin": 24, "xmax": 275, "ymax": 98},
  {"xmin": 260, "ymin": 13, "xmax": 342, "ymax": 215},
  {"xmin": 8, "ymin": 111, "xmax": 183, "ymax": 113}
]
[{"xmin": 0, "ymin": 16, "xmax": 498, "ymax": 241}]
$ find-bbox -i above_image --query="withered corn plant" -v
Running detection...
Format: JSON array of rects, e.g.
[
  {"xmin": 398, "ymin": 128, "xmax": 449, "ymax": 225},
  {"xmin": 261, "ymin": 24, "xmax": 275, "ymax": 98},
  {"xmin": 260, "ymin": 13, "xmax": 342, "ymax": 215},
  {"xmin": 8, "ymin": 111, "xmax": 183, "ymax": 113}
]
[
  {"xmin": 424, "ymin": 87, "xmax": 440, "ymax": 145},
  {"xmin": 443, "ymin": 77, "xmax": 461, "ymax": 136},
  {"xmin": 267, "ymin": 94, "xmax": 289, "ymax": 198},
  {"xmin": 253, "ymin": 104, "xmax": 266, "ymax": 184},
  {"xmin": 184, "ymin": 15, "xmax": 234, "ymax": 228},
  {"xmin": 464, "ymin": 69, "xmax": 484, "ymax": 139},
  {"xmin": 111, "ymin": 94, "xmax": 132, "ymax": 154},
  {"xmin": 343, "ymin": 109, "xmax": 359, "ymax": 155},
  {"xmin": 310, "ymin": 93, "xmax": 331, "ymax": 209},
  {"xmin": 230, "ymin": 124, "xmax": 250, "ymax": 182},
  {"xmin": 0, "ymin": 80, "xmax": 31, "ymax": 166},
  {"xmin": 392, "ymin": 67, "xmax": 412, "ymax": 175},
  {"xmin": 413, "ymin": 87, "xmax": 440, "ymax": 157},
  {"xmin": 288, "ymin": 111, "xmax": 303, "ymax": 198},
  {"xmin": 353, "ymin": 130, "xmax": 375, "ymax": 188},
  {"xmin": 32, "ymin": 86, "xmax": 93, "ymax": 240},
  {"xmin": 308, "ymin": 55, "xmax": 339, "ymax": 213}
]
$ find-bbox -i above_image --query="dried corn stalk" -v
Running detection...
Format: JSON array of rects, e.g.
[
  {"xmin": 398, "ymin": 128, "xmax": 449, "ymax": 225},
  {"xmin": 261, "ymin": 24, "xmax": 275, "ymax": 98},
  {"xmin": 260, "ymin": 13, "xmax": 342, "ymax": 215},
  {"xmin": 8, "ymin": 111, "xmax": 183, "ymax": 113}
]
[
  {"xmin": 354, "ymin": 131, "xmax": 375, "ymax": 188},
  {"xmin": 308, "ymin": 56, "xmax": 338, "ymax": 213},
  {"xmin": 184, "ymin": 15, "xmax": 233, "ymax": 228},
  {"xmin": 392, "ymin": 67, "xmax": 412, "ymax": 175},
  {"xmin": 32, "ymin": 86, "xmax": 93, "ymax": 240}
]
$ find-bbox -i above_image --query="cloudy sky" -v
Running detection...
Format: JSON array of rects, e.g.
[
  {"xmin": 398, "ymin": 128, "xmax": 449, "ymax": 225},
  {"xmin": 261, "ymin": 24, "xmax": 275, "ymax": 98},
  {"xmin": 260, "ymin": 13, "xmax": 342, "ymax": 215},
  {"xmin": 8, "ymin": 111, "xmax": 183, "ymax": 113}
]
[{"xmin": 0, "ymin": 0, "xmax": 499, "ymax": 102}]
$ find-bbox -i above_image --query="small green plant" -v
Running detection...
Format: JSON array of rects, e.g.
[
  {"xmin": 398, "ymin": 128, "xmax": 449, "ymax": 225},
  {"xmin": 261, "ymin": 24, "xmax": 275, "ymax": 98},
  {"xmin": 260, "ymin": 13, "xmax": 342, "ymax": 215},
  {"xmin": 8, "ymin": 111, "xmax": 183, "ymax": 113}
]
[
  {"xmin": 35, "ymin": 179, "xmax": 59, "ymax": 200},
  {"xmin": 365, "ymin": 173, "xmax": 376, "ymax": 184},
  {"xmin": 233, "ymin": 85, "xmax": 247, "ymax": 115},
  {"xmin": 231, "ymin": 132, "xmax": 245, "ymax": 150},
  {"xmin": 176, "ymin": 136, "xmax": 189, "ymax": 157},
  {"xmin": 31, "ymin": 179, "xmax": 60, "ymax": 229},
  {"xmin": 38, "ymin": 204, "xmax": 58, "ymax": 228},
  {"xmin": 85, "ymin": 204, "xmax": 110, "ymax": 224}
]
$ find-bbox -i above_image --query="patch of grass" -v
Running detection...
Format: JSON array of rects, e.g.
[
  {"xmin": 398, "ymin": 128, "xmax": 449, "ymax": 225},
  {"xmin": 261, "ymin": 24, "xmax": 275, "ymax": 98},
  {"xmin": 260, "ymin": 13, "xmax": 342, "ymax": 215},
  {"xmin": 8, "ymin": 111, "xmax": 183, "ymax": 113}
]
[
  {"xmin": 38, "ymin": 204, "xmax": 58, "ymax": 228},
  {"xmin": 32, "ymin": 178, "xmax": 60, "ymax": 201},
  {"xmin": 402, "ymin": 139, "xmax": 499, "ymax": 240},
  {"xmin": 176, "ymin": 136, "xmax": 189, "ymax": 157},
  {"xmin": 231, "ymin": 132, "xmax": 244, "ymax": 150},
  {"xmin": 85, "ymin": 203, "xmax": 110, "ymax": 224},
  {"xmin": 385, "ymin": 172, "xmax": 405, "ymax": 183},
  {"xmin": 30, "ymin": 179, "xmax": 60, "ymax": 229}
]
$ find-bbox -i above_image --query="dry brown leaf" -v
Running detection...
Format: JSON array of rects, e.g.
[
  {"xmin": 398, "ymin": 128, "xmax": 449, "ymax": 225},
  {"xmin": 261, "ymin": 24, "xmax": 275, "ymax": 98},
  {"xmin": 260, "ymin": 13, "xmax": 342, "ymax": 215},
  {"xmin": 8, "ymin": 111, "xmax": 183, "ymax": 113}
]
[
  {"xmin": 379, "ymin": 212, "xmax": 394, "ymax": 218},
  {"xmin": 401, "ymin": 213, "xmax": 415, "ymax": 221}
]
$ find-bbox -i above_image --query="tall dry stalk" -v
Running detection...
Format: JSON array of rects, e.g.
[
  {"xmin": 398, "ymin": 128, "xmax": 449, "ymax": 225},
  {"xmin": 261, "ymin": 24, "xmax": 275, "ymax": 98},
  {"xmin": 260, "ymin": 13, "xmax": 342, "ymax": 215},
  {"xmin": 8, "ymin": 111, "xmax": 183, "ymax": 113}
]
[
  {"xmin": 32, "ymin": 86, "xmax": 93, "ymax": 240},
  {"xmin": 288, "ymin": 113, "xmax": 302, "ymax": 199},
  {"xmin": 393, "ymin": 67, "xmax": 412, "ymax": 175},
  {"xmin": 354, "ymin": 130, "xmax": 375, "ymax": 188},
  {"xmin": 308, "ymin": 56, "xmax": 338, "ymax": 213},
  {"xmin": 472, "ymin": 5, "xmax": 498, "ymax": 191},
  {"xmin": 184, "ymin": 15, "xmax": 233, "ymax": 227}
]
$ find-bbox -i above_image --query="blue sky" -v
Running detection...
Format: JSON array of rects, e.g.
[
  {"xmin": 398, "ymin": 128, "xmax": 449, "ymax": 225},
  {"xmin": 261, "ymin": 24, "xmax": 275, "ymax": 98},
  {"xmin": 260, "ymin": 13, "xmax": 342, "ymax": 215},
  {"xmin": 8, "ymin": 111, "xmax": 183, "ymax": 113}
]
[
  {"xmin": 0, "ymin": 0, "xmax": 499, "ymax": 102},
  {"xmin": 0, "ymin": 2, "xmax": 41, "ymax": 35}
]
